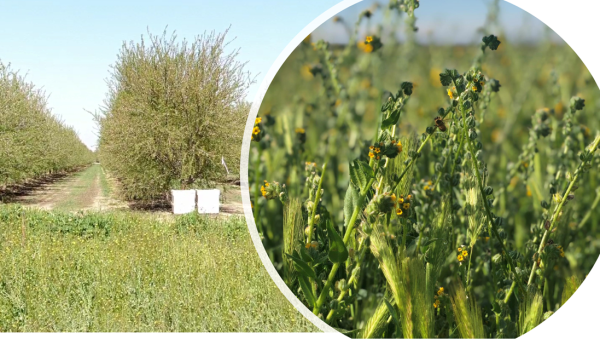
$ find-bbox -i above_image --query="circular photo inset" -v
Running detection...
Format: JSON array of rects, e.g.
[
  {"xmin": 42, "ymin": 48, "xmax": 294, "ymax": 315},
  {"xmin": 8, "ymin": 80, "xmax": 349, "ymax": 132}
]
[{"xmin": 247, "ymin": 0, "xmax": 600, "ymax": 337}]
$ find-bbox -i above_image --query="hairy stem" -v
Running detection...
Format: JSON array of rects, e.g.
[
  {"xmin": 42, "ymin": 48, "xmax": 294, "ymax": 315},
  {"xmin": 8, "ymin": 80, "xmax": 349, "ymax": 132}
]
[
  {"xmin": 526, "ymin": 135, "xmax": 600, "ymax": 287},
  {"xmin": 459, "ymin": 97, "xmax": 526, "ymax": 296},
  {"xmin": 307, "ymin": 162, "xmax": 327, "ymax": 244}
]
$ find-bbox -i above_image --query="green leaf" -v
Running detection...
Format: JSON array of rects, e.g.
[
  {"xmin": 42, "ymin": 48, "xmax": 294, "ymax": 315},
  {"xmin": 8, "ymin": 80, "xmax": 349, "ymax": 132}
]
[
  {"xmin": 421, "ymin": 237, "xmax": 439, "ymax": 247},
  {"xmin": 326, "ymin": 219, "xmax": 348, "ymax": 263},
  {"xmin": 439, "ymin": 68, "xmax": 459, "ymax": 86},
  {"xmin": 383, "ymin": 299, "xmax": 401, "ymax": 338},
  {"xmin": 300, "ymin": 245, "xmax": 314, "ymax": 262},
  {"xmin": 343, "ymin": 184, "xmax": 360, "ymax": 228},
  {"xmin": 298, "ymin": 275, "xmax": 316, "ymax": 308},
  {"xmin": 381, "ymin": 107, "xmax": 402, "ymax": 130},
  {"xmin": 349, "ymin": 159, "xmax": 374, "ymax": 194},
  {"xmin": 332, "ymin": 327, "xmax": 360, "ymax": 335},
  {"xmin": 285, "ymin": 251, "xmax": 316, "ymax": 280}
]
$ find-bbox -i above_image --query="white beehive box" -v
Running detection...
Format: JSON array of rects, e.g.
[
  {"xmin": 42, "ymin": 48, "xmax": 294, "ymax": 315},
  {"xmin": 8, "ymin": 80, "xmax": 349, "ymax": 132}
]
[
  {"xmin": 171, "ymin": 189, "xmax": 197, "ymax": 214},
  {"xmin": 197, "ymin": 189, "xmax": 220, "ymax": 214}
]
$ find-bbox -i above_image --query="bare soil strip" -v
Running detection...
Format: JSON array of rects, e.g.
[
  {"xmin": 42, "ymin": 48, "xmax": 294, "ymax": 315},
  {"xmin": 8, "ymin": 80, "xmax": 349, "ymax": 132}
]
[{"xmin": 7, "ymin": 164, "xmax": 243, "ymax": 215}]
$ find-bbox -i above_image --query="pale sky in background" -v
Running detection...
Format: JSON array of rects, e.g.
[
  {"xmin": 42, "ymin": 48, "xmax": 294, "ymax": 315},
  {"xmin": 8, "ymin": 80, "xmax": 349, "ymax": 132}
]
[{"xmin": 0, "ymin": 0, "xmax": 558, "ymax": 151}]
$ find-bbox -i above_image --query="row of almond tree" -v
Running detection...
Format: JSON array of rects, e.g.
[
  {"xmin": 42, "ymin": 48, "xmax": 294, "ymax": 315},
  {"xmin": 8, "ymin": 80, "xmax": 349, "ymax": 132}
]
[
  {"xmin": 0, "ymin": 62, "xmax": 94, "ymax": 188},
  {"xmin": 1, "ymin": 28, "xmax": 251, "ymax": 203}
]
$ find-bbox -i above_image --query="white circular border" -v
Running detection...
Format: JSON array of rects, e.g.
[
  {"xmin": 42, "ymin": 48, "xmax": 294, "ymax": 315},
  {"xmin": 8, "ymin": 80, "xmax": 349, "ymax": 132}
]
[{"xmin": 240, "ymin": 0, "xmax": 600, "ymax": 337}]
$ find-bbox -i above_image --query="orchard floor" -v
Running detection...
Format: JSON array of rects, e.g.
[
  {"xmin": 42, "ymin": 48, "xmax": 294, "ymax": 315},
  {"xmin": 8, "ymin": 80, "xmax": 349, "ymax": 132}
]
[{"xmin": 0, "ymin": 166, "xmax": 314, "ymax": 332}]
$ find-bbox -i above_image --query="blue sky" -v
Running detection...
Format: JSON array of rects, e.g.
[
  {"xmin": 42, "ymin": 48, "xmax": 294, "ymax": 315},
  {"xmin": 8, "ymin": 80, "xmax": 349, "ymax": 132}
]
[{"xmin": 0, "ymin": 0, "xmax": 555, "ymax": 150}]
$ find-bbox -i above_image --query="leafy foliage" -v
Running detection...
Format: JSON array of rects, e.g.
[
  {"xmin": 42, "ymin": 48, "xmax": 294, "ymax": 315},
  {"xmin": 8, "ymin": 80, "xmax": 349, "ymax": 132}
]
[
  {"xmin": 97, "ymin": 29, "xmax": 251, "ymax": 202},
  {"xmin": 0, "ymin": 62, "xmax": 94, "ymax": 187}
]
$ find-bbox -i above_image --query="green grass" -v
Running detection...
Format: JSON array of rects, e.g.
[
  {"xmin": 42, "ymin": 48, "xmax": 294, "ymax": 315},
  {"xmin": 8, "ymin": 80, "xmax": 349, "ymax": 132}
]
[
  {"xmin": 0, "ymin": 205, "xmax": 316, "ymax": 332},
  {"xmin": 53, "ymin": 164, "xmax": 102, "ymax": 211},
  {"xmin": 98, "ymin": 165, "xmax": 112, "ymax": 198}
]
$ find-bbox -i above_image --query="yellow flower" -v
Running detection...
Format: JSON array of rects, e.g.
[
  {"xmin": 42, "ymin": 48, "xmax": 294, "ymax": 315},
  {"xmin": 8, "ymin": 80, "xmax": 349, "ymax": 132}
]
[
  {"xmin": 472, "ymin": 85, "xmax": 478, "ymax": 92},
  {"xmin": 369, "ymin": 152, "xmax": 374, "ymax": 158},
  {"xmin": 252, "ymin": 126, "xmax": 260, "ymax": 135},
  {"xmin": 364, "ymin": 44, "xmax": 374, "ymax": 53},
  {"xmin": 437, "ymin": 287, "xmax": 444, "ymax": 295},
  {"xmin": 295, "ymin": 127, "xmax": 305, "ymax": 134},
  {"xmin": 369, "ymin": 145, "xmax": 374, "ymax": 150},
  {"xmin": 457, "ymin": 247, "xmax": 463, "ymax": 252},
  {"xmin": 447, "ymin": 89, "xmax": 454, "ymax": 99},
  {"xmin": 424, "ymin": 185, "xmax": 430, "ymax": 191},
  {"xmin": 457, "ymin": 254, "xmax": 464, "ymax": 261},
  {"xmin": 397, "ymin": 140, "xmax": 403, "ymax": 152},
  {"xmin": 255, "ymin": 117, "xmax": 262, "ymax": 124},
  {"xmin": 462, "ymin": 250, "xmax": 468, "ymax": 257},
  {"xmin": 403, "ymin": 203, "xmax": 410, "ymax": 210},
  {"xmin": 396, "ymin": 208, "xmax": 403, "ymax": 216},
  {"xmin": 374, "ymin": 147, "xmax": 381, "ymax": 154},
  {"xmin": 305, "ymin": 243, "xmax": 311, "ymax": 249},
  {"xmin": 407, "ymin": 194, "xmax": 412, "ymax": 200},
  {"xmin": 434, "ymin": 299, "xmax": 441, "ymax": 308},
  {"xmin": 526, "ymin": 185, "xmax": 532, "ymax": 197},
  {"xmin": 480, "ymin": 80, "xmax": 485, "ymax": 86},
  {"xmin": 365, "ymin": 36, "xmax": 373, "ymax": 43},
  {"xmin": 397, "ymin": 197, "xmax": 404, "ymax": 204}
]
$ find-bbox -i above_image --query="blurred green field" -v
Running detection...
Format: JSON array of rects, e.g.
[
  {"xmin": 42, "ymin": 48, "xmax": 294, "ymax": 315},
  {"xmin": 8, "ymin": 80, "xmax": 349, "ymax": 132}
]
[{"xmin": 249, "ymin": 1, "xmax": 600, "ymax": 337}]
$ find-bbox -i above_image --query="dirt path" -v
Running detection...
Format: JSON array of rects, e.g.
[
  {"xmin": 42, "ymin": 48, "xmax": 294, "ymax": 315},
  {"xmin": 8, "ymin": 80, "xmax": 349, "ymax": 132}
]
[
  {"xmin": 10, "ymin": 164, "xmax": 243, "ymax": 216},
  {"xmin": 13, "ymin": 164, "xmax": 124, "ymax": 212}
]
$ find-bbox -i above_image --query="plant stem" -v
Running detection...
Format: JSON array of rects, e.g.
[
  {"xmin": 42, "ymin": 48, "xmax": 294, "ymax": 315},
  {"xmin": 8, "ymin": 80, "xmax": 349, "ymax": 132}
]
[
  {"xmin": 307, "ymin": 162, "xmax": 327, "ymax": 244},
  {"xmin": 459, "ymin": 97, "xmax": 526, "ymax": 297},
  {"xmin": 325, "ymin": 239, "xmax": 367, "ymax": 321},
  {"xmin": 313, "ymin": 175, "xmax": 376, "ymax": 315},
  {"xmin": 577, "ymin": 187, "xmax": 600, "ymax": 229},
  {"xmin": 393, "ymin": 131, "xmax": 435, "ymax": 191},
  {"xmin": 526, "ymin": 135, "xmax": 600, "ymax": 287}
]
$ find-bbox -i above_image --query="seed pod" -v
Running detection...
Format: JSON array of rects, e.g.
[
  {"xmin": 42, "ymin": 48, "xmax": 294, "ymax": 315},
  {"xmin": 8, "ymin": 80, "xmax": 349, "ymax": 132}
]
[
  {"xmin": 467, "ymin": 116, "xmax": 476, "ymax": 128},
  {"xmin": 544, "ymin": 220, "xmax": 551, "ymax": 230},
  {"xmin": 475, "ymin": 150, "xmax": 483, "ymax": 160},
  {"xmin": 306, "ymin": 201, "xmax": 315, "ymax": 213},
  {"xmin": 476, "ymin": 141, "xmax": 483, "ymax": 150},
  {"xmin": 484, "ymin": 186, "xmax": 494, "ymax": 196},
  {"xmin": 541, "ymin": 200, "xmax": 550, "ymax": 209},
  {"xmin": 469, "ymin": 129, "xmax": 478, "ymax": 140}
]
